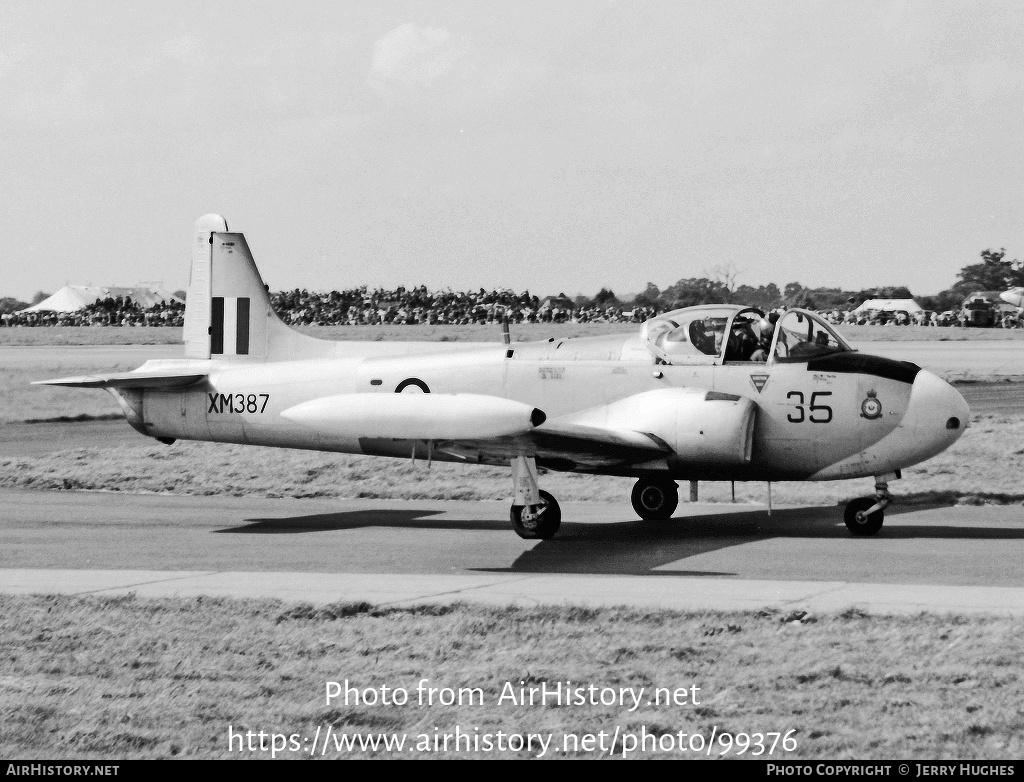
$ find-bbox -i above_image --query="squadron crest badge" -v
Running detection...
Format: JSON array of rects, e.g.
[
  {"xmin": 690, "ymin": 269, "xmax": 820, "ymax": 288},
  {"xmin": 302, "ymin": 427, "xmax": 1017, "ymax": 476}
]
[
  {"xmin": 860, "ymin": 390, "xmax": 883, "ymax": 420},
  {"xmin": 749, "ymin": 373, "xmax": 769, "ymax": 393}
]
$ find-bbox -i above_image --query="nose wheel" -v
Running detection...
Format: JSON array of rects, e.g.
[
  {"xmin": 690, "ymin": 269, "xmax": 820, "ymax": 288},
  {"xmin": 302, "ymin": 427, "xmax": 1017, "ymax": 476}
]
[
  {"xmin": 844, "ymin": 476, "xmax": 893, "ymax": 536},
  {"xmin": 631, "ymin": 479, "xmax": 679, "ymax": 521}
]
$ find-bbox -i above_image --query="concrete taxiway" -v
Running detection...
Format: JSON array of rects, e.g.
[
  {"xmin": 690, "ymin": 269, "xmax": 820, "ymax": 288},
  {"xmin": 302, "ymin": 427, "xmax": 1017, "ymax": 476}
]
[{"xmin": 2, "ymin": 489, "xmax": 1023, "ymax": 615}]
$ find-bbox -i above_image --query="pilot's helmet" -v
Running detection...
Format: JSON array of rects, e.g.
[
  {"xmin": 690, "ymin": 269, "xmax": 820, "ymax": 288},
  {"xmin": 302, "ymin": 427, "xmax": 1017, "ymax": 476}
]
[{"xmin": 757, "ymin": 317, "xmax": 775, "ymax": 340}]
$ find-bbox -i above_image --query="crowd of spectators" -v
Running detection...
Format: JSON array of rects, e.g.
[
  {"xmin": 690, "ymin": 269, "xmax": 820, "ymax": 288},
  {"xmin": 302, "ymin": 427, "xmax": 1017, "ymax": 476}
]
[
  {"xmin": 271, "ymin": 286, "xmax": 657, "ymax": 326},
  {"xmin": 1, "ymin": 286, "xmax": 658, "ymax": 327},
  {"xmin": 818, "ymin": 306, "xmax": 1023, "ymax": 328},
  {"xmin": 3, "ymin": 284, "xmax": 1019, "ymax": 329},
  {"xmin": 1, "ymin": 296, "xmax": 184, "ymax": 327}
]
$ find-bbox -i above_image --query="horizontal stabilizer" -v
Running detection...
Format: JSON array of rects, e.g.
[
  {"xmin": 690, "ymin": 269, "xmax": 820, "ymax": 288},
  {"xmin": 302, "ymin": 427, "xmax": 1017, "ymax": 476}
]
[
  {"xmin": 281, "ymin": 393, "xmax": 546, "ymax": 440},
  {"xmin": 33, "ymin": 371, "xmax": 207, "ymax": 389}
]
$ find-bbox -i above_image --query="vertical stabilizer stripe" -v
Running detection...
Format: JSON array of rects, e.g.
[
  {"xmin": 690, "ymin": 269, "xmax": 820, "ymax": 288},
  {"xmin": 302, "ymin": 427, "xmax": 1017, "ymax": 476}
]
[
  {"xmin": 236, "ymin": 298, "xmax": 250, "ymax": 355},
  {"xmin": 223, "ymin": 297, "xmax": 237, "ymax": 356},
  {"xmin": 210, "ymin": 297, "xmax": 224, "ymax": 354}
]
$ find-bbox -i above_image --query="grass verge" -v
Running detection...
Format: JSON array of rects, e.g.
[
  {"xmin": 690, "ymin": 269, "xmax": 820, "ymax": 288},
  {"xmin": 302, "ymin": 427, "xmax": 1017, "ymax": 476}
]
[{"xmin": 1, "ymin": 594, "xmax": 1021, "ymax": 760}]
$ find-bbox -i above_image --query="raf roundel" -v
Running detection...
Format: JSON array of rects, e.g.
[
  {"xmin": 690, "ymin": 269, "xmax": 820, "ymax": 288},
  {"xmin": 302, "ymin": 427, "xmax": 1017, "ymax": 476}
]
[{"xmin": 860, "ymin": 392, "xmax": 883, "ymax": 420}]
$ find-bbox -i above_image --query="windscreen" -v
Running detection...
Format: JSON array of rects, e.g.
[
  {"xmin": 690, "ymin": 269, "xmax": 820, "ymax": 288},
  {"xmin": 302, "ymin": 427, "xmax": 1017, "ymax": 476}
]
[{"xmin": 772, "ymin": 310, "xmax": 852, "ymax": 363}]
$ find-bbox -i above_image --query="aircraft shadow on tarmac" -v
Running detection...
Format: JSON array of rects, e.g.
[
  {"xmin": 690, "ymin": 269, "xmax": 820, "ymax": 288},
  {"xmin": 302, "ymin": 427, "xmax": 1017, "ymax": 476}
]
[
  {"xmin": 215, "ymin": 509, "xmax": 449, "ymax": 533},
  {"xmin": 215, "ymin": 502, "xmax": 1024, "ymax": 576},
  {"xmin": 504, "ymin": 504, "xmax": 1024, "ymax": 575},
  {"xmin": 492, "ymin": 506, "xmax": 818, "ymax": 576}
]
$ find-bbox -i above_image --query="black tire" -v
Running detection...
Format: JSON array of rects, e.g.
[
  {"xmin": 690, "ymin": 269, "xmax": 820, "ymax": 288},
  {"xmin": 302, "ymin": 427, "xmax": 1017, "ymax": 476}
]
[
  {"xmin": 510, "ymin": 490, "xmax": 561, "ymax": 540},
  {"xmin": 844, "ymin": 496, "xmax": 884, "ymax": 536},
  {"xmin": 631, "ymin": 479, "xmax": 679, "ymax": 521}
]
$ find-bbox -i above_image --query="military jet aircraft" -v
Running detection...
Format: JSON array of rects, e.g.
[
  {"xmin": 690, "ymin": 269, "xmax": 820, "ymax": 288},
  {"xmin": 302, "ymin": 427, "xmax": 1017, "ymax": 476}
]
[{"xmin": 38, "ymin": 215, "xmax": 970, "ymax": 540}]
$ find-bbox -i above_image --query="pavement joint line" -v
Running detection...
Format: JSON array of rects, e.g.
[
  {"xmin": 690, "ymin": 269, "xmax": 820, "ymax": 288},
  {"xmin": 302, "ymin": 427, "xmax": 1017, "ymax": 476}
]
[
  {"xmin": 79, "ymin": 571, "xmax": 224, "ymax": 596},
  {"xmin": 776, "ymin": 581, "xmax": 851, "ymax": 608},
  {"xmin": 376, "ymin": 574, "xmax": 543, "ymax": 607},
  {"xmin": 7, "ymin": 568, "xmax": 1024, "ymax": 615}
]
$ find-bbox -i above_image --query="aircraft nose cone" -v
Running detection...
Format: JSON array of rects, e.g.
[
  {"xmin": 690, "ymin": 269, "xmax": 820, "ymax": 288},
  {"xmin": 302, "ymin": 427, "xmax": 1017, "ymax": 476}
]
[{"xmin": 900, "ymin": 369, "xmax": 970, "ymax": 463}]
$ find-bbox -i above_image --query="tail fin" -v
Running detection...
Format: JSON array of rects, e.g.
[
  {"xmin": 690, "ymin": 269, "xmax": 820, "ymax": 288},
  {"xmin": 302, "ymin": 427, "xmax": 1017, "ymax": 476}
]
[{"xmin": 183, "ymin": 214, "xmax": 332, "ymax": 363}]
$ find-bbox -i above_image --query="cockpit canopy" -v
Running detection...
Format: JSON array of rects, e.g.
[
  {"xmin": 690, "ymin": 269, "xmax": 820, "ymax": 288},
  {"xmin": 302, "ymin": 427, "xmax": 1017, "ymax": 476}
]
[{"xmin": 640, "ymin": 305, "xmax": 853, "ymax": 366}]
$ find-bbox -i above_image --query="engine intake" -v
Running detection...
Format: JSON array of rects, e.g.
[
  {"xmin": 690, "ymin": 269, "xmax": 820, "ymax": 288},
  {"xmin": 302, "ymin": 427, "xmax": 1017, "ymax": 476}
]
[{"xmin": 567, "ymin": 388, "xmax": 756, "ymax": 466}]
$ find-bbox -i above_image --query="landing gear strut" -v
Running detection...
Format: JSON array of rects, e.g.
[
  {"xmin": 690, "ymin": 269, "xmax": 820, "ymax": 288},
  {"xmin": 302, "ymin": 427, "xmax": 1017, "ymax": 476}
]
[
  {"xmin": 630, "ymin": 478, "xmax": 678, "ymax": 521},
  {"xmin": 844, "ymin": 475, "xmax": 893, "ymax": 536},
  {"xmin": 509, "ymin": 456, "xmax": 561, "ymax": 539}
]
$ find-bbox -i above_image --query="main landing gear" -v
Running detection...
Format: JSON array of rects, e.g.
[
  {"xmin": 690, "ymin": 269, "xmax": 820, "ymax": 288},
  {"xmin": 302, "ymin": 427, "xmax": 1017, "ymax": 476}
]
[
  {"xmin": 843, "ymin": 474, "xmax": 894, "ymax": 536},
  {"xmin": 509, "ymin": 456, "xmax": 561, "ymax": 539},
  {"xmin": 630, "ymin": 478, "xmax": 679, "ymax": 521}
]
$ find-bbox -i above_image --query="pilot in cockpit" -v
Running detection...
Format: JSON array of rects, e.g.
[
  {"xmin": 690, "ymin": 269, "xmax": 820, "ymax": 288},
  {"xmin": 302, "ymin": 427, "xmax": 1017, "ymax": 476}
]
[
  {"xmin": 749, "ymin": 314, "xmax": 777, "ymax": 362},
  {"xmin": 725, "ymin": 319, "xmax": 759, "ymax": 361}
]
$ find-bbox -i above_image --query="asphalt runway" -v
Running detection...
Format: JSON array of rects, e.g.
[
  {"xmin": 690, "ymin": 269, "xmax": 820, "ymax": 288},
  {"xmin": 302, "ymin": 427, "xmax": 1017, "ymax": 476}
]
[
  {"xmin": 2, "ymin": 488, "xmax": 1023, "ymax": 614},
  {"xmin": 4, "ymin": 488, "xmax": 1024, "ymax": 584},
  {"xmin": 860, "ymin": 340, "xmax": 1024, "ymax": 378}
]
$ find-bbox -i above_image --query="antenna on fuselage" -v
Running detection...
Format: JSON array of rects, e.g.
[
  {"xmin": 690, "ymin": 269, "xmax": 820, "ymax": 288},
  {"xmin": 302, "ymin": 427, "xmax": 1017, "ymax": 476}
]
[{"xmin": 501, "ymin": 312, "xmax": 511, "ymax": 345}]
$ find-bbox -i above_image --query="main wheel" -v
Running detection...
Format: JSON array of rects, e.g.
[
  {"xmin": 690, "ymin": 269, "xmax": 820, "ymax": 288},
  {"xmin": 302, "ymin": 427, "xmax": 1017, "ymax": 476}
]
[
  {"xmin": 631, "ymin": 479, "xmax": 679, "ymax": 521},
  {"xmin": 510, "ymin": 490, "xmax": 561, "ymax": 540},
  {"xmin": 844, "ymin": 496, "xmax": 884, "ymax": 536}
]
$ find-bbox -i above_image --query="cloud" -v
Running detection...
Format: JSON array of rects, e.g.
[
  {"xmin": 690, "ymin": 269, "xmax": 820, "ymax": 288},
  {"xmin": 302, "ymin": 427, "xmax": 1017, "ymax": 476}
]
[
  {"xmin": 161, "ymin": 34, "xmax": 203, "ymax": 66},
  {"xmin": 0, "ymin": 41, "xmax": 32, "ymax": 82},
  {"xmin": 370, "ymin": 23, "xmax": 462, "ymax": 86}
]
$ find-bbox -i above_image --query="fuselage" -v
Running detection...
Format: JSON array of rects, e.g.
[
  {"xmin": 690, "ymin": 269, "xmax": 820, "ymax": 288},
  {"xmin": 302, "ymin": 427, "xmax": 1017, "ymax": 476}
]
[{"xmin": 126, "ymin": 328, "xmax": 968, "ymax": 483}]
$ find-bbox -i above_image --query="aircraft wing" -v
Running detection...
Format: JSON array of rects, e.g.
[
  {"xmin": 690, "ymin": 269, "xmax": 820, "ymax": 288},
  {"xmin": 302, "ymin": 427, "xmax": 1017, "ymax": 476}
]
[
  {"xmin": 33, "ymin": 370, "xmax": 207, "ymax": 389},
  {"xmin": 280, "ymin": 392, "xmax": 673, "ymax": 469},
  {"xmin": 437, "ymin": 388, "xmax": 756, "ymax": 471},
  {"xmin": 286, "ymin": 387, "xmax": 751, "ymax": 471},
  {"xmin": 435, "ymin": 420, "xmax": 672, "ymax": 470}
]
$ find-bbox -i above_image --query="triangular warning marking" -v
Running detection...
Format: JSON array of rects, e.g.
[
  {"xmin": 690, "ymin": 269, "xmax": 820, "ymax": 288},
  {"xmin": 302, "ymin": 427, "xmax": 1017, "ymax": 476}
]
[{"xmin": 750, "ymin": 374, "xmax": 769, "ymax": 393}]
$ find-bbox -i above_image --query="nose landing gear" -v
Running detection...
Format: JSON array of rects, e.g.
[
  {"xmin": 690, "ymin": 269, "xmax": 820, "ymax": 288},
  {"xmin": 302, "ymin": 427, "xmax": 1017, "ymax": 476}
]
[{"xmin": 844, "ymin": 475, "xmax": 894, "ymax": 536}]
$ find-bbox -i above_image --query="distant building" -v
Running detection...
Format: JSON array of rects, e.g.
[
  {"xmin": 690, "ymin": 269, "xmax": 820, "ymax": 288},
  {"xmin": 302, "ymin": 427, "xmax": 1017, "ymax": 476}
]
[
  {"xmin": 537, "ymin": 293, "xmax": 575, "ymax": 312},
  {"xmin": 851, "ymin": 298, "xmax": 923, "ymax": 315}
]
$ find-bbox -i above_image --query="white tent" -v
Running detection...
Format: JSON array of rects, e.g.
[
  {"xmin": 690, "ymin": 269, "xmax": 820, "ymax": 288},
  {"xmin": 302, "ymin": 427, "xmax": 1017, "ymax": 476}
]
[
  {"xmin": 1000, "ymin": 288, "xmax": 1024, "ymax": 308},
  {"xmin": 852, "ymin": 298, "xmax": 923, "ymax": 314},
  {"xmin": 17, "ymin": 285, "xmax": 182, "ymax": 314}
]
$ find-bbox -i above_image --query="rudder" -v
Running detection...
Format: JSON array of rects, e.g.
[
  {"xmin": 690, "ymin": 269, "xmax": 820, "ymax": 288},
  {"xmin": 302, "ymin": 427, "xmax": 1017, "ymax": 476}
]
[{"xmin": 183, "ymin": 214, "xmax": 226, "ymax": 359}]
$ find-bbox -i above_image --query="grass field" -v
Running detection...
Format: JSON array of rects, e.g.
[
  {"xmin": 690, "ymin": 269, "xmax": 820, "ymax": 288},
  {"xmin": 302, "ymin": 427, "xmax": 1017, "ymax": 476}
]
[{"xmin": 2, "ymin": 594, "xmax": 1021, "ymax": 760}]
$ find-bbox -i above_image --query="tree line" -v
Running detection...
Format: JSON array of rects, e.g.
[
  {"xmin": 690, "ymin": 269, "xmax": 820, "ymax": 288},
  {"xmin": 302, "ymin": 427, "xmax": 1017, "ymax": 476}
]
[
  {"xmin": 2, "ymin": 248, "xmax": 1018, "ymax": 317},
  {"xmin": 573, "ymin": 248, "xmax": 1021, "ymax": 313}
]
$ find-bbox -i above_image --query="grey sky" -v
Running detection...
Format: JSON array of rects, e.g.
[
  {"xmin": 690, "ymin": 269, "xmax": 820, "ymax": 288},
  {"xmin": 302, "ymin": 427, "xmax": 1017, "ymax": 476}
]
[{"xmin": 2, "ymin": 0, "xmax": 1022, "ymax": 301}]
